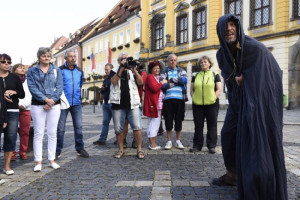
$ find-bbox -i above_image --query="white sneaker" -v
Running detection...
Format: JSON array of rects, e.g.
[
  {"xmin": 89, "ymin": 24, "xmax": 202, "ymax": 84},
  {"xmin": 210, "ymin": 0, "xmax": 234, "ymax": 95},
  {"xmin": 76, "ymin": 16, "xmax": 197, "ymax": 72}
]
[
  {"xmin": 164, "ymin": 141, "xmax": 172, "ymax": 150},
  {"xmin": 33, "ymin": 164, "xmax": 42, "ymax": 172},
  {"xmin": 3, "ymin": 169, "xmax": 14, "ymax": 175},
  {"xmin": 149, "ymin": 145, "xmax": 161, "ymax": 150},
  {"xmin": 175, "ymin": 141, "xmax": 185, "ymax": 149},
  {"xmin": 49, "ymin": 162, "xmax": 60, "ymax": 170}
]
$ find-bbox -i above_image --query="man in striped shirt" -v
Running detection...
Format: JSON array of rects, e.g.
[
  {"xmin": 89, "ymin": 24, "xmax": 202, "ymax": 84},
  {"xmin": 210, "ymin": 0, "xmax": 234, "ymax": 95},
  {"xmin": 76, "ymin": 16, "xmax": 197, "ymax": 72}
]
[{"xmin": 160, "ymin": 54, "xmax": 187, "ymax": 150}]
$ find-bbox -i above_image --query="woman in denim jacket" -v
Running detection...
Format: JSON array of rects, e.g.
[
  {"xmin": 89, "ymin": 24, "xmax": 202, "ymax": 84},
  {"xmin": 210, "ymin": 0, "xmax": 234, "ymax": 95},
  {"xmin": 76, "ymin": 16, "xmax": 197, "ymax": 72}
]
[{"xmin": 27, "ymin": 47, "xmax": 63, "ymax": 172}]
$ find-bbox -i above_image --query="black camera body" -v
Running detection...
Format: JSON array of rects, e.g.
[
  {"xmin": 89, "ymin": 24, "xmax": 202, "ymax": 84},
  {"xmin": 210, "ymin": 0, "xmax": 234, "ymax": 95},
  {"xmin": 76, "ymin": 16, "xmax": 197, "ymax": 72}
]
[{"xmin": 122, "ymin": 57, "xmax": 137, "ymax": 69}]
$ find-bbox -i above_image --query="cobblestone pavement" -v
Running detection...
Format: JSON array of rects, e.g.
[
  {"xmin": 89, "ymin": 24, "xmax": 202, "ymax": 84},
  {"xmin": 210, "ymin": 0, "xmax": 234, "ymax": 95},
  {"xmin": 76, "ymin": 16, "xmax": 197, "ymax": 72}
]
[{"xmin": 0, "ymin": 105, "xmax": 299, "ymax": 199}]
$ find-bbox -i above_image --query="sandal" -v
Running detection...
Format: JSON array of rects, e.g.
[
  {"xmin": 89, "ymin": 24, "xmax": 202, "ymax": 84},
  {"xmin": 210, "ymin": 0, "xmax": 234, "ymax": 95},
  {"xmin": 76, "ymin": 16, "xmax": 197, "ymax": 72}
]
[
  {"xmin": 114, "ymin": 150, "xmax": 124, "ymax": 159},
  {"xmin": 136, "ymin": 151, "xmax": 145, "ymax": 159}
]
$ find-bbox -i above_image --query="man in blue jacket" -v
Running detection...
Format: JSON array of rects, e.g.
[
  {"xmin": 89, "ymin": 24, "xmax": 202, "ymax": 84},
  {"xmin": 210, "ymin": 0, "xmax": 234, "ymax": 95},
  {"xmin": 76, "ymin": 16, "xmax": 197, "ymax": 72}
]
[{"xmin": 56, "ymin": 50, "xmax": 89, "ymax": 158}]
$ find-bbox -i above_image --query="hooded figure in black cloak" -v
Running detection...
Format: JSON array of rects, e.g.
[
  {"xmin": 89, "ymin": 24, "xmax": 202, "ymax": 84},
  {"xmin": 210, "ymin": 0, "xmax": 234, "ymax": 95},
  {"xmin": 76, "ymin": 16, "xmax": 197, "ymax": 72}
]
[{"xmin": 214, "ymin": 14, "xmax": 288, "ymax": 200}]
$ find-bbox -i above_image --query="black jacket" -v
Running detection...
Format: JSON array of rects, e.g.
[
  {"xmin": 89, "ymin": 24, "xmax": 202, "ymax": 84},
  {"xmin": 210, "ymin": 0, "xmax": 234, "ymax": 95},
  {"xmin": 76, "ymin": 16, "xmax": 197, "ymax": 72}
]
[
  {"xmin": 0, "ymin": 80, "xmax": 7, "ymax": 126},
  {"xmin": 216, "ymin": 14, "xmax": 287, "ymax": 200}
]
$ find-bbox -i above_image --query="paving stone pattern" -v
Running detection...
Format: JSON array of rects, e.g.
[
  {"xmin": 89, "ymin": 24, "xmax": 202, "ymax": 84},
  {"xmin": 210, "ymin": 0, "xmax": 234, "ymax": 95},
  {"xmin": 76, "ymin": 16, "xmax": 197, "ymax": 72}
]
[{"xmin": 0, "ymin": 105, "xmax": 299, "ymax": 199}]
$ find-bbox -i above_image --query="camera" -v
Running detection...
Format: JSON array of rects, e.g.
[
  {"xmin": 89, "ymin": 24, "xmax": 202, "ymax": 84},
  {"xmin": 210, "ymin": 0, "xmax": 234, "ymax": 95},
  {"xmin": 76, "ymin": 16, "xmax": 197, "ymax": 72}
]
[{"xmin": 122, "ymin": 57, "xmax": 137, "ymax": 69}]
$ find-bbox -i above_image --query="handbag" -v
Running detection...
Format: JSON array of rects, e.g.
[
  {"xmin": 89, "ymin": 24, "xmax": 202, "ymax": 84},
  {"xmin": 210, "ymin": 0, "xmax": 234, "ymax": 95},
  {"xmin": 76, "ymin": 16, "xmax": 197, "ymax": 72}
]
[{"xmin": 53, "ymin": 68, "xmax": 70, "ymax": 110}]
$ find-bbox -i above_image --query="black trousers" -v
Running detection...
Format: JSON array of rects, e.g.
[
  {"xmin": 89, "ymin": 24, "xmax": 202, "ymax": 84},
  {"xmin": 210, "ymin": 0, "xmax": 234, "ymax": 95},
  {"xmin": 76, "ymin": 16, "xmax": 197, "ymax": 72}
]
[
  {"xmin": 163, "ymin": 99, "xmax": 185, "ymax": 132},
  {"xmin": 192, "ymin": 101, "xmax": 219, "ymax": 149}
]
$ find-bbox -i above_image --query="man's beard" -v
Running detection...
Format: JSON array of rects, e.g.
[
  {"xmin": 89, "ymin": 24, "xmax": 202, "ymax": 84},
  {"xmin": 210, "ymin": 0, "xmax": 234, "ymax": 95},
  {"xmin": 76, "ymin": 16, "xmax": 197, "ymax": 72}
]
[{"xmin": 226, "ymin": 36, "xmax": 237, "ymax": 44}]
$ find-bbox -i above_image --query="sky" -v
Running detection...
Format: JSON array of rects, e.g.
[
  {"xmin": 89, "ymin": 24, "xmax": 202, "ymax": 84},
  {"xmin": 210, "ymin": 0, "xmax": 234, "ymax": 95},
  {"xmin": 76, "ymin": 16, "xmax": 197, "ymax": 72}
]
[{"xmin": 0, "ymin": 0, "xmax": 120, "ymax": 65}]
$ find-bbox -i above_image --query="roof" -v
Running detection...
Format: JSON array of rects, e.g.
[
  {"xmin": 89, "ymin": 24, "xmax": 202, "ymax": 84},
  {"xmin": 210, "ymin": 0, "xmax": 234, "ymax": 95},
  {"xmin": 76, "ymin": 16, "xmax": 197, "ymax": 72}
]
[
  {"xmin": 54, "ymin": 18, "xmax": 100, "ymax": 56},
  {"xmin": 50, "ymin": 36, "xmax": 68, "ymax": 50},
  {"xmin": 82, "ymin": 0, "xmax": 140, "ymax": 43}
]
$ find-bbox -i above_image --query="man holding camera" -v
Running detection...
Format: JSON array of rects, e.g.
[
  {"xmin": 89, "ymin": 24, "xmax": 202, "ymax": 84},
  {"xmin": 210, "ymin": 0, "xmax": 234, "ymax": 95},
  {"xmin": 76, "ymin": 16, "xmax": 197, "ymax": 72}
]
[{"xmin": 110, "ymin": 53, "xmax": 144, "ymax": 159}]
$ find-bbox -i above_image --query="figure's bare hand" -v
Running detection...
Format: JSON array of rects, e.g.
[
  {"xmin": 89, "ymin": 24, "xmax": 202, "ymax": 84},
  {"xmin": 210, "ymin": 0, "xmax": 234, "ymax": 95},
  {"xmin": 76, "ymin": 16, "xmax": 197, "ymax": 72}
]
[
  {"xmin": 161, "ymin": 79, "xmax": 168, "ymax": 84},
  {"xmin": 235, "ymin": 74, "xmax": 243, "ymax": 87},
  {"xmin": 3, "ymin": 123, "xmax": 7, "ymax": 128}
]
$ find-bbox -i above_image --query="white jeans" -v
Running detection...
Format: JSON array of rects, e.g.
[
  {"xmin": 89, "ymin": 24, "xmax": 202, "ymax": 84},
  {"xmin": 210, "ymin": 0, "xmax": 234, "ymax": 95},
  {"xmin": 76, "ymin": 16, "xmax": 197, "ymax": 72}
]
[
  {"xmin": 147, "ymin": 110, "xmax": 161, "ymax": 138},
  {"xmin": 31, "ymin": 104, "xmax": 61, "ymax": 161}
]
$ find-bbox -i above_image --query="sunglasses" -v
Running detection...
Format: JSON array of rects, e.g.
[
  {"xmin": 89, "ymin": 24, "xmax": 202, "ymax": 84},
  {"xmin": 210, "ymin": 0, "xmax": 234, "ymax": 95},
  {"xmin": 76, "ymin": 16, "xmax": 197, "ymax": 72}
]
[{"xmin": 0, "ymin": 60, "xmax": 12, "ymax": 64}]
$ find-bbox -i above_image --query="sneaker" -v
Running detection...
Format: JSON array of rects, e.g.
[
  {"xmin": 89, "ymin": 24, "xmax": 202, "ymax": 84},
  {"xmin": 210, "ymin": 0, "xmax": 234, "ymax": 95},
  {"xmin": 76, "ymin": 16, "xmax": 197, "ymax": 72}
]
[
  {"xmin": 164, "ymin": 141, "xmax": 172, "ymax": 150},
  {"xmin": 93, "ymin": 140, "xmax": 106, "ymax": 145},
  {"xmin": 148, "ymin": 145, "xmax": 161, "ymax": 150},
  {"xmin": 33, "ymin": 164, "xmax": 42, "ymax": 172},
  {"xmin": 3, "ymin": 169, "xmax": 14, "ymax": 175},
  {"xmin": 209, "ymin": 148, "xmax": 216, "ymax": 154},
  {"xmin": 49, "ymin": 162, "xmax": 60, "ymax": 170},
  {"xmin": 55, "ymin": 152, "xmax": 62, "ymax": 160},
  {"xmin": 77, "ymin": 149, "xmax": 89, "ymax": 158},
  {"xmin": 175, "ymin": 141, "xmax": 185, "ymax": 149}
]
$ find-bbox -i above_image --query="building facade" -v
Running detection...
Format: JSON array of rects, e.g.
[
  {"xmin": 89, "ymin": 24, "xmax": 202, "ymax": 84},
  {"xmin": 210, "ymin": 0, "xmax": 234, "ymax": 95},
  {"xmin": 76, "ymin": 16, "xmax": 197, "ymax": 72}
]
[
  {"xmin": 79, "ymin": 0, "xmax": 141, "ymax": 103},
  {"xmin": 140, "ymin": 0, "xmax": 300, "ymax": 109}
]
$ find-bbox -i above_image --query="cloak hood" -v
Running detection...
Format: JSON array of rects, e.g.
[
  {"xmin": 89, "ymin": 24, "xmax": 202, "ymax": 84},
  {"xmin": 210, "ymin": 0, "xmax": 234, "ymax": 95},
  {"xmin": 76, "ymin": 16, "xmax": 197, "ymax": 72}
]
[{"xmin": 216, "ymin": 14, "xmax": 244, "ymax": 79}]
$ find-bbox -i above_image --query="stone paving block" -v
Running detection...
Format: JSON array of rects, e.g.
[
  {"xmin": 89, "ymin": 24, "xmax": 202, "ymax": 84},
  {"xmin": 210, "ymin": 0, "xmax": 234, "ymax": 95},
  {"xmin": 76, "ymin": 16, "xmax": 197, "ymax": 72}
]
[
  {"xmin": 115, "ymin": 181, "xmax": 135, "ymax": 187},
  {"xmin": 153, "ymin": 181, "xmax": 171, "ymax": 187},
  {"xmin": 155, "ymin": 171, "xmax": 170, "ymax": 175},
  {"xmin": 289, "ymin": 169, "xmax": 300, "ymax": 176},
  {"xmin": 190, "ymin": 181, "xmax": 210, "ymax": 187},
  {"xmin": 172, "ymin": 180, "xmax": 190, "ymax": 186},
  {"xmin": 154, "ymin": 175, "xmax": 171, "ymax": 181},
  {"xmin": 135, "ymin": 181, "xmax": 153, "ymax": 187},
  {"xmin": 150, "ymin": 195, "xmax": 172, "ymax": 200},
  {"xmin": 151, "ymin": 187, "xmax": 170, "ymax": 194}
]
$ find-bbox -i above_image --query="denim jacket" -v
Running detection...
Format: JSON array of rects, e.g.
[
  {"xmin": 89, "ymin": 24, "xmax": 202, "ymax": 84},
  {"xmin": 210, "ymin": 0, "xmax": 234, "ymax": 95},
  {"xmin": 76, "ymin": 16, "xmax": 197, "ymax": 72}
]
[{"xmin": 27, "ymin": 63, "xmax": 63, "ymax": 103}]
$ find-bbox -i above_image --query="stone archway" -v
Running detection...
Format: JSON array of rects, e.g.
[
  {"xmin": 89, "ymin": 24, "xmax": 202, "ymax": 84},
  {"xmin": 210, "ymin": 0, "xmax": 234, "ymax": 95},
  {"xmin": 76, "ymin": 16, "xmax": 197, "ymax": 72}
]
[{"xmin": 289, "ymin": 37, "xmax": 300, "ymax": 109}]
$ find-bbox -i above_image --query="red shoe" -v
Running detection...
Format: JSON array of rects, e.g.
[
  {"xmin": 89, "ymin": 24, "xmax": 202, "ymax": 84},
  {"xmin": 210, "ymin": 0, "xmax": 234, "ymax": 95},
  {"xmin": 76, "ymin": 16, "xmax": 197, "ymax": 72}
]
[{"xmin": 20, "ymin": 153, "xmax": 28, "ymax": 160}]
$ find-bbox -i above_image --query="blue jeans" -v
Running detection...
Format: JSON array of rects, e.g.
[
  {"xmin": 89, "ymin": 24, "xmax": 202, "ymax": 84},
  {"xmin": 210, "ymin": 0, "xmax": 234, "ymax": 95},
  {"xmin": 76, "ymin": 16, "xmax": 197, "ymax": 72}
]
[
  {"xmin": 56, "ymin": 105, "xmax": 84, "ymax": 153},
  {"xmin": 112, "ymin": 107, "xmax": 142, "ymax": 134},
  {"xmin": 98, "ymin": 103, "xmax": 112, "ymax": 142},
  {"xmin": 3, "ymin": 112, "xmax": 19, "ymax": 152}
]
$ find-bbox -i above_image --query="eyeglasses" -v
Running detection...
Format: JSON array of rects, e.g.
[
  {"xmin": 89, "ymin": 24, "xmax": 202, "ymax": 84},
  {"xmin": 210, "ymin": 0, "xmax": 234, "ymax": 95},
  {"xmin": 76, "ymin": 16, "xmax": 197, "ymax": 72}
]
[{"xmin": 0, "ymin": 60, "xmax": 12, "ymax": 64}]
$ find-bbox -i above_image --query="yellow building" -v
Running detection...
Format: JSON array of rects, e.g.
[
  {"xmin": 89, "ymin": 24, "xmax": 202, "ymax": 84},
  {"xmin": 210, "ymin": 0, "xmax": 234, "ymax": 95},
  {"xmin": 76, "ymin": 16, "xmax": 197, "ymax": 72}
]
[
  {"xmin": 140, "ymin": 0, "xmax": 300, "ymax": 109},
  {"xmin": 79, "ymin": 0, "xmax": 141, "ymax": 103}
]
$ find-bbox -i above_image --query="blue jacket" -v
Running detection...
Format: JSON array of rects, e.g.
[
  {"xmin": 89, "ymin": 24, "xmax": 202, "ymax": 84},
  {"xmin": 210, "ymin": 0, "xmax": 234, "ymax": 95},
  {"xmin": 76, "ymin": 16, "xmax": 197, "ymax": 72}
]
[
  {"xmin": 27, "ymin": 63, "xmax": 63, "ymax": 103},
  {"xmin": 59, "ymin": 63, "xmax": 84, "ymax": 106}
]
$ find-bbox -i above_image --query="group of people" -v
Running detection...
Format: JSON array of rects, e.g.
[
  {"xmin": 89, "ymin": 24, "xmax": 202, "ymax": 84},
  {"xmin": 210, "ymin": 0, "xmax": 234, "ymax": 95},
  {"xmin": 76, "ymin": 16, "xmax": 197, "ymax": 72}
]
[
  {"xmin": 0, "ymin": 48, "xmax": 89, "ymax": 174},
  {"xmin": 0, "ymin": 14, "xmax": 288, "ymax": 199}
]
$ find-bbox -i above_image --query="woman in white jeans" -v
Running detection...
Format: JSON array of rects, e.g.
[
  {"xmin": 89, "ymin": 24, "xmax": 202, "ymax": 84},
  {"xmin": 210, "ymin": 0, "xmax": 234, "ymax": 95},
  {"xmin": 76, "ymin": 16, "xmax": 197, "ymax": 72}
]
[{"xmin": 27, "ymin": 47, "xmax": 63, "ymax": 172}]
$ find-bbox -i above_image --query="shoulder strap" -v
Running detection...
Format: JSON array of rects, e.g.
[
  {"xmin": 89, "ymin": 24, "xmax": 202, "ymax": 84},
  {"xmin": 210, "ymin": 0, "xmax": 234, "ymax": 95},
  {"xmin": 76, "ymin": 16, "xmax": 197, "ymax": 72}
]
[{"xmin": 53, "ymin": 68, "xmax": 58, "ymax": 91}]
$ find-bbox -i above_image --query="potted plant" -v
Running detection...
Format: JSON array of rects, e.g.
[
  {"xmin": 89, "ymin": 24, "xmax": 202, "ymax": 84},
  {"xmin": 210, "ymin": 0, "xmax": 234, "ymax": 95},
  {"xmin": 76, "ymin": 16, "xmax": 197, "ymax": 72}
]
[
  {"xmin": 133, "ymin": 37, "xmax": 140, "ymax": 43},
  {"xmin": 125, "ymin": 43, "xmax": 130, "ymax": 48}
]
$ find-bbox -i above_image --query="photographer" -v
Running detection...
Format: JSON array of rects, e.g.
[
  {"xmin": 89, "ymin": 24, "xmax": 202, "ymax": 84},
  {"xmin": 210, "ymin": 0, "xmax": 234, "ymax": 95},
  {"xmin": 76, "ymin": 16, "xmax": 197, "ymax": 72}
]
[{"xmin": 110, "ymin": 53, "xmax": 144, "ymax": 159}]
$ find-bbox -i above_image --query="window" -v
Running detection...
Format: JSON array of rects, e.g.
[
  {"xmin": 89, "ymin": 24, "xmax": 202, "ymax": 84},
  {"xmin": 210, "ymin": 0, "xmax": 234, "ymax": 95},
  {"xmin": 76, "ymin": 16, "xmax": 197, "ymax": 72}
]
[
  {"xmin": 150, "ymin": 14, "xmax": 165, "ymax": 51},
  {"xmin": 293, "ymin": 0, "xmax": 300, "ymax": 19},
  {"xmin": 126, "ymin": 29, "xmax": 130, "ymax": 43},
  {"xmin": 119, "ymin": 31, "xmax": 124, "ymax": 45},
  {"xmin": 113, "ymin": 34, "xmax": 117, "ymax": 47},
  {"xmin": 225, "ymin": 0, "xmax": 242, "ymax": 20},
  {"xmin": 250, "ymin": 0, "xmax": 271, "ymax": 28},
  {"xmin": 177, "ymin": 14, "xmax": 188, "ymax": 44},
  {"xmin": 193, "ymin": 7, "xmax": 206, "ymax": 40},
  {"xmin": 95, "ymin": 41, "xmax": 98, "ymax": 53},
  {"xmin": 99, "ymin": 39, "xmax": 103, "ymax": 52},
  {"xmin": 135, "ymin": 22, "xmax": 140, "ymax": 38}
]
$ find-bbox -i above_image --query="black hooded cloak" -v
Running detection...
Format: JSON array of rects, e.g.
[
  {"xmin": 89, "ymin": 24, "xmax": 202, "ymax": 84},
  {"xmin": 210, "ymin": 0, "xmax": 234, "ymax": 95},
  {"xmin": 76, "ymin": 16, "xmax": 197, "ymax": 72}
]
[{"xmin": 216, "ymin": 14, "xmax": 287, "ymax": 200}]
